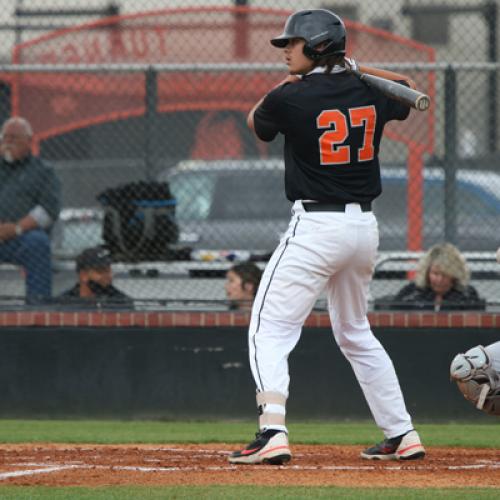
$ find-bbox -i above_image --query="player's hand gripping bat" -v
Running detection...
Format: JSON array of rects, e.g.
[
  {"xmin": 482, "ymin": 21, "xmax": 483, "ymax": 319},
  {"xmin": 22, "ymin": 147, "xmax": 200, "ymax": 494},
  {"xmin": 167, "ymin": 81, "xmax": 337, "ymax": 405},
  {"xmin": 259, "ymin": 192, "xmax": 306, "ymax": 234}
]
[{"xmin": 346, "ymin": 63, "xmax": 431, "ymax": 112}]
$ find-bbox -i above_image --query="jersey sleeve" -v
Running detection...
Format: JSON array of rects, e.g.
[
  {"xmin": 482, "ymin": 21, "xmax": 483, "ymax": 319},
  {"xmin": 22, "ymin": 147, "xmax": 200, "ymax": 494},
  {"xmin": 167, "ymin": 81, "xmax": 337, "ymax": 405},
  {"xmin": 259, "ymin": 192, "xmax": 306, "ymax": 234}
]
[
  {"xmin": 385, "ymin": 80, "xmax": 412, "ymax": 121},
  {"xmin": 253, "ymin": 88, "xmax": 285, "ymax": 142}
]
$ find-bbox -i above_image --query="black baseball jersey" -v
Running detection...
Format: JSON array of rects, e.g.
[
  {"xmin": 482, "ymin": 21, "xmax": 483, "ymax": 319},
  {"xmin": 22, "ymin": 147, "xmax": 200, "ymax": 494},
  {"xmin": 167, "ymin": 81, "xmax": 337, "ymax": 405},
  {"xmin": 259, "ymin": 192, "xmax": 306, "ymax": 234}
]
[{"xmin": 254, "ymin": 71, "xmax": 410, "ymax": 203}]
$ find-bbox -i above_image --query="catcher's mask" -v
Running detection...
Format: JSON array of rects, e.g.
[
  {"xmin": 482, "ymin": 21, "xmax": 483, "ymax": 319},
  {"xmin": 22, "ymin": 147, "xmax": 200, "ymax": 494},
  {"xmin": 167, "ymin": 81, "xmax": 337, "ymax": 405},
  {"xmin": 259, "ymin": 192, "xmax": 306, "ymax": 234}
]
[{"xmin": 271, "ymin": 9, "xmax": 346, "ymax": 60}]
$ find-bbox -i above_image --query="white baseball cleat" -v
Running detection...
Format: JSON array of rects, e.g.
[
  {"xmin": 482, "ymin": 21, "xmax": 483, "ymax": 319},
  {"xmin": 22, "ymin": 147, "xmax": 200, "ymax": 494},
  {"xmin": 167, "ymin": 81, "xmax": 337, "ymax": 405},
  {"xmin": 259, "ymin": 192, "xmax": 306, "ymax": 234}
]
[
  {"xmin": 228, "ymin": 429, "xmax": 292, "ymax": 465},
  {"xmin": 360, "ymin": 429, "xmax": 426, "ymax": 460}
]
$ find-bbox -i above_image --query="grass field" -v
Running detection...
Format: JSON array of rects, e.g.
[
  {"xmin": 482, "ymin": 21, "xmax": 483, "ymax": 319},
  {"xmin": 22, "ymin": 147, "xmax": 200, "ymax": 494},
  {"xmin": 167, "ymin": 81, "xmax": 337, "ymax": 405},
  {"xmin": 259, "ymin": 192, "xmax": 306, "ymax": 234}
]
[
  {"xmin": 0, "ymin": 419, "xmax": 498, "ymax": 499},
  {"xmin": 0, "ymin": 485, "xmax": 498, "ymax": 499},
  {"xmin": 0, "ymin": 419, "xmax": 498, "ymax": 447}
]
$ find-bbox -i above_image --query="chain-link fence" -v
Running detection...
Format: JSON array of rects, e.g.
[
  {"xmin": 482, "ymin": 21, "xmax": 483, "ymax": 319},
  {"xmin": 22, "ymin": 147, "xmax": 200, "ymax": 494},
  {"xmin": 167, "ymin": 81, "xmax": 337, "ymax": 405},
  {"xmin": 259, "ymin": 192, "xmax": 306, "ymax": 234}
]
[{"xmin": 0, "ymin": 1, "xmax": 498, "ymax": 311}]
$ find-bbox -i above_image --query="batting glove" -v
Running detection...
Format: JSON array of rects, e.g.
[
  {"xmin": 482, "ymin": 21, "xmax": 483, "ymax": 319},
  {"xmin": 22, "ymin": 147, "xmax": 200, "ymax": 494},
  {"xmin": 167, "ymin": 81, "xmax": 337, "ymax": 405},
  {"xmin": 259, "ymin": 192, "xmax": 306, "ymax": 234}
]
[{"xmin": 344, "ymin": 57, "xmax": 359, "ymax": 71}]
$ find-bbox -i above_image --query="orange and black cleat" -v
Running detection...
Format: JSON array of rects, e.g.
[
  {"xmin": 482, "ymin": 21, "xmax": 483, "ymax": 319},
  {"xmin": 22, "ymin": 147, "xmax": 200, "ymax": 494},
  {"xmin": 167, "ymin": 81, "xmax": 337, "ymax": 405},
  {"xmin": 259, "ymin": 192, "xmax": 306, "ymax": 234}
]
[
  {"xmin": 360, "ymin": 429, "xmax": 425, "ymax": 460},
  {"xmin": 228, "ymin": 429, "xmax": 292, "ymax": 465}
]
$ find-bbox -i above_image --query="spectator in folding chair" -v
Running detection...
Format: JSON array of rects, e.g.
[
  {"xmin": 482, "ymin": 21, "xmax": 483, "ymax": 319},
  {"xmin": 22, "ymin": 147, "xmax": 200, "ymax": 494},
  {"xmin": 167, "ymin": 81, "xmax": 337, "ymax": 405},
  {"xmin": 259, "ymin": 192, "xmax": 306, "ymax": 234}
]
[
  {"xmin": 225, "ymin": 261, "xmax": 263, "ymax": 311},
  {"xmin": 59, "ymin": 246, "xmax": 133, "ymax": 309},
  {"xmin": 0, "ymin": 117, "xmax": 61, "ymax": 303}
]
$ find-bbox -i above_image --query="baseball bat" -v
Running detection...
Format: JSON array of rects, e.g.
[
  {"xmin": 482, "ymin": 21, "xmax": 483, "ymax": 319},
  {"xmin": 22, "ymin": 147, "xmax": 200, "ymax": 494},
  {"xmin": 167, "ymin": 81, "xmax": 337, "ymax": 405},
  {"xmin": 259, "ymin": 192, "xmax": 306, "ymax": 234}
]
[{"xmin": 350, "ymin": 68, "xmax": 431, "ymax": 112}]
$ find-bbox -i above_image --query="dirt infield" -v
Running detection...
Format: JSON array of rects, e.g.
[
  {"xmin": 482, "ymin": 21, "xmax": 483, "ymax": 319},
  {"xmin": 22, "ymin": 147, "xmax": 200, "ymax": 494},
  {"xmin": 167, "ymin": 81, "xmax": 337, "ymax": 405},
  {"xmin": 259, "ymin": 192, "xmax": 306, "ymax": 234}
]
[{"xmin": 0, "ymin": 444, "xmax": 498, "ymax": 488}]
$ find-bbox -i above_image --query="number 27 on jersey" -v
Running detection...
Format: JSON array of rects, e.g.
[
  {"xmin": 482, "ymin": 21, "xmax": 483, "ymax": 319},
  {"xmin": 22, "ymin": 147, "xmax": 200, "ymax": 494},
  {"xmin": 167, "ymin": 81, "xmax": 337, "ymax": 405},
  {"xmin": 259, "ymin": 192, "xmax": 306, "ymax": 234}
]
[{"xmin": 317, "ymin": 105, "xmax": 376, "ymax": 165}]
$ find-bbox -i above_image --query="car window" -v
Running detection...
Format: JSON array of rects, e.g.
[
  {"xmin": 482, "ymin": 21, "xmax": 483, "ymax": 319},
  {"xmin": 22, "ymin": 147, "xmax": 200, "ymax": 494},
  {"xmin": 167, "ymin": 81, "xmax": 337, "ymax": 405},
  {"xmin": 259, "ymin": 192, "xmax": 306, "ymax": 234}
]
[
  {"xmin": 209, "ymin": 172, "xmax": 290, "ymax": 220},
  {"xmin": 457, "ymin": 182, "xmax": 500, "ymax": 216},
  {"xmin": 423, "ymin": 179, "xmax": 500, "ymax": 220},
  {"xmin": 170, "ymin": 172, "xmax": 217, "ymax": 221},
  {"xmin": 170, "ymin": 170, "xmax": 290, "ymax": 221},
  {"xmin": 374, "ymin": 179, "xmax": 408, "ymax": 219},
  {"xmin": 376, "ymin": 176, "xmax": 500, "ymax": 236}
]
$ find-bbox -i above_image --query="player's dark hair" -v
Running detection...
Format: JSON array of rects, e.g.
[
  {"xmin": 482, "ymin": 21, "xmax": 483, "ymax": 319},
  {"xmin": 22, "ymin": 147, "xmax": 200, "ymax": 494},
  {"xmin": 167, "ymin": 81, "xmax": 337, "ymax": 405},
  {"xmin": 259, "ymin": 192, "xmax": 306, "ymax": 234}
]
[
  {"xmin": 230, "ymin": 262, "xmax": 262, "ymax": 297},
  {"xmin": 314, "ymin": 53, "xmax": 345, "ymax": 73}
]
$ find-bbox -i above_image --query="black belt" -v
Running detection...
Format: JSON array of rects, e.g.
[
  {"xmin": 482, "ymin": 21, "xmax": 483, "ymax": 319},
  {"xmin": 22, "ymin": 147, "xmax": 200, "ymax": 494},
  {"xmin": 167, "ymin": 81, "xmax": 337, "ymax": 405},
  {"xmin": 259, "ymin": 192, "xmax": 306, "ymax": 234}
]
[{"xmin": 302, "ymin": 202, "xmax": 372, "ymax": 213}]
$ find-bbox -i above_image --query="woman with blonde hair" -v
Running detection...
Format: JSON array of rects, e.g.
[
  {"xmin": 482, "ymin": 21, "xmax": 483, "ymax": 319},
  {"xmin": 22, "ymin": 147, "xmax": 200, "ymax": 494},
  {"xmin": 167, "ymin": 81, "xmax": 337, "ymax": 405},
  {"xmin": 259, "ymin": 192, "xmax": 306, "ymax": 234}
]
[{"xmin": 391, "ymin": 243, "xmax": 485, "ymax": 311}]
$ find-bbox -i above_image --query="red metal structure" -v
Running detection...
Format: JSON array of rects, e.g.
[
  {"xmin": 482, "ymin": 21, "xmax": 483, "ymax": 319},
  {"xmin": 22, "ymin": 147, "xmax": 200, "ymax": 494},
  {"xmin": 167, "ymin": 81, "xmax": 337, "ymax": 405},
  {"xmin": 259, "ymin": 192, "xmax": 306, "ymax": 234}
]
[{"xmin": 5, "ymin": 6, "xmax": 435, "ymax": 250}]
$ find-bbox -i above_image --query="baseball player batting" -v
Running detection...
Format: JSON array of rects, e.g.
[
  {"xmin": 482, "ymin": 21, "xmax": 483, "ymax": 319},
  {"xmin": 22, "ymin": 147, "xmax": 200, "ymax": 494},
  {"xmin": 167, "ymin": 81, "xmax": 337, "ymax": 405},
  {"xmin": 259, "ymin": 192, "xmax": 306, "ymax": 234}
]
[{"xmin": 229, "ymin": 9, "xmax": 426, "ymax": 465}]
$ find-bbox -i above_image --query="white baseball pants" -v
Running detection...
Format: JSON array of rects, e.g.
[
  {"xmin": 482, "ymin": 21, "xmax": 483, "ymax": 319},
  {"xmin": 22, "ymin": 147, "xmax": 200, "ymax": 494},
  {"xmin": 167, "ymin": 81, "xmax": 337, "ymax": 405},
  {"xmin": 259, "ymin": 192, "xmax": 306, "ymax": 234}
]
[{"xmin": 248, "ymin": 201, "xmax": 413, "ymax": 439}]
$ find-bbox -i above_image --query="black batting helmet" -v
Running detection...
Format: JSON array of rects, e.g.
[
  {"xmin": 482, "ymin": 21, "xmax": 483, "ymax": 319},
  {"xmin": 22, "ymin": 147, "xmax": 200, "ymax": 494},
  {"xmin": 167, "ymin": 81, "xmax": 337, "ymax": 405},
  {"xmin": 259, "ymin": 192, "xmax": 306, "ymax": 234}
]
[{"xmin": 271, "ymin": 9, "xmax": 346, "ymax": 60}]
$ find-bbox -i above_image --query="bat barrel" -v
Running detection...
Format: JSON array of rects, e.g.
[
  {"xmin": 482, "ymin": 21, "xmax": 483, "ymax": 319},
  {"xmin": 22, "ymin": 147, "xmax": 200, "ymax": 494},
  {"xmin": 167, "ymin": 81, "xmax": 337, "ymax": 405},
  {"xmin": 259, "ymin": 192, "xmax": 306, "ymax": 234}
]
[
  {"xmin": 415, "ymin": 94, "xmax": 431, "ymax": 111},
  {"xmin": 355, "ymin": 70, "xmax": 431, "ymax": 112}
]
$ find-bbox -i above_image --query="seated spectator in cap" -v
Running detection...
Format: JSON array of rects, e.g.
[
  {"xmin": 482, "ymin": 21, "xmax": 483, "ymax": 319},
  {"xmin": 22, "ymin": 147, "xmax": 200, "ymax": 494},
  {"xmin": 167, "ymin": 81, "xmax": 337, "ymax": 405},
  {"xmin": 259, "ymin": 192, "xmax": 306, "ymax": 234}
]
[
  {"xmin": 376, "ymin": 243, "xmax": 485, "ymax": 312},
  {"xmin": 0, "ymin": 117, "xmax": 61, "ymax": 303},
  {"xmin": 59, "ymin": 246, "xmax": 132, "ymax": 307},
  {"xmin": 224, "ymin": 262, "xmax": 262, "ymax": 311}
]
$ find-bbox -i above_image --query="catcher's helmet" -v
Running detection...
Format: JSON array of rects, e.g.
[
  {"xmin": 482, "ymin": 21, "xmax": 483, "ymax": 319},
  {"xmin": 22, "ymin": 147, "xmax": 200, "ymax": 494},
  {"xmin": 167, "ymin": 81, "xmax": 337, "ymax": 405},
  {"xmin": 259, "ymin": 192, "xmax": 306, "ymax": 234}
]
[{"xmin": 271, "ymin": 9, "xmax": 346, "ymax": 60}]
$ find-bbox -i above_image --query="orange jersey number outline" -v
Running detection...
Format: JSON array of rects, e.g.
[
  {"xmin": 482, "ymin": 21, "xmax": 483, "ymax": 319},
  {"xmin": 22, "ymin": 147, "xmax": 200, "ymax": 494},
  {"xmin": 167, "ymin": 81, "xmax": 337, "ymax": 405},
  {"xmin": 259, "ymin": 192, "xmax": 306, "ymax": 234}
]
[{"xmin": 317, "ymin": 105, "xmax": 376, "ymax": 165}]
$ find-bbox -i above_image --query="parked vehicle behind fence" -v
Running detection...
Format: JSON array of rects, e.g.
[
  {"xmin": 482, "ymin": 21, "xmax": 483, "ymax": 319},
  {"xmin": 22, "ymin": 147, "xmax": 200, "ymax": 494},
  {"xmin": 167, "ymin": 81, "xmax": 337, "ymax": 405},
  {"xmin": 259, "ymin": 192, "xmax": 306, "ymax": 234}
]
[{"xmin": 162, "ymin": 159, "xmax": 500, "ymax": 253}]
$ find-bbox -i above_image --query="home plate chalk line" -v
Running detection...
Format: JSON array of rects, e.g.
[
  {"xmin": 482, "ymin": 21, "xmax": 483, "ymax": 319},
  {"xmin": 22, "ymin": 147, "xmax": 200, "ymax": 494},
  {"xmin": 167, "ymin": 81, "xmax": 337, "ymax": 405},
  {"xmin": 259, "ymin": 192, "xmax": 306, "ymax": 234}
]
[
  {"xmin": 1, "ymin": 462, "xmax": 500, "ymax": 481},
  {"xmin": 0, "ymin": 445, "xmax": 499, "ymax": 481}
]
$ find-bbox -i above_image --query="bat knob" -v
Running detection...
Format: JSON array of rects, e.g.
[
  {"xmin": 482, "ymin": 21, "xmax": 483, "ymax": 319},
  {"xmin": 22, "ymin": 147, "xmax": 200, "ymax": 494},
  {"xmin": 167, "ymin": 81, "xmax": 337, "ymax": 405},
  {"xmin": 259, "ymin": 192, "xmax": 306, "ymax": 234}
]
[{"xmin": 415, "ymin": 95, "xmax": 431, "ymax": 111}]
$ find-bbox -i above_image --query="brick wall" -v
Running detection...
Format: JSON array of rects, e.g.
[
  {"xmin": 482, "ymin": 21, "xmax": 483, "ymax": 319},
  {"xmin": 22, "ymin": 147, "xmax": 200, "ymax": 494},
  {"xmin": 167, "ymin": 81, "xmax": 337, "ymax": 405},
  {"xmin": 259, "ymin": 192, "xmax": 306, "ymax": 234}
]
[{"xmin": 0, "ymin": 311, "xmax": 498, "ymax": 328}]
